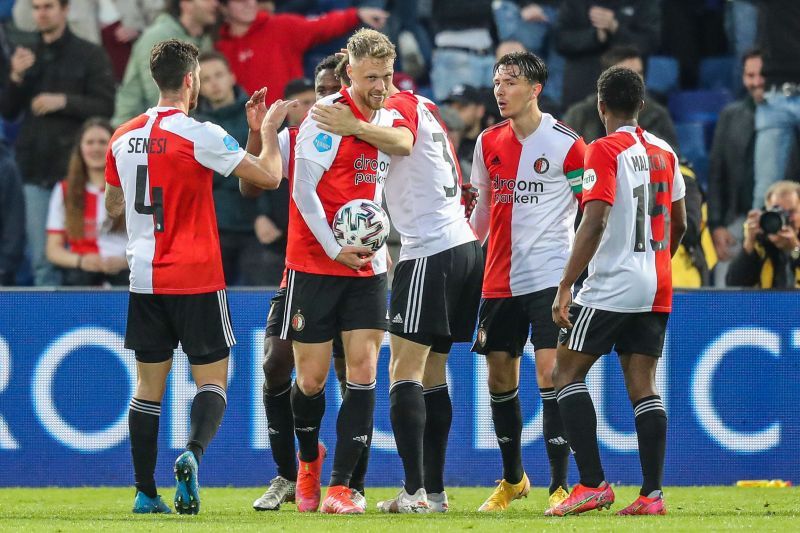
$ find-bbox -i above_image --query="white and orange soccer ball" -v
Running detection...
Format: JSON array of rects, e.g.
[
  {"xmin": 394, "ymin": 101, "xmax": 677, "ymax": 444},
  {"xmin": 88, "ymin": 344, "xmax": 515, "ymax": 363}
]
[{"xmin": 332, "ymin": 199, "xmax": 390, "ymax": 252}]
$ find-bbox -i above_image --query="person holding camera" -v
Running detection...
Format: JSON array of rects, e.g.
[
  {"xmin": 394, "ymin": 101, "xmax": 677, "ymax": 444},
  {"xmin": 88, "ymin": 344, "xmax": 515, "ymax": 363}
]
[{"xmin": 727, "ymin": 181, "xmax": 800, "ymax": 288}]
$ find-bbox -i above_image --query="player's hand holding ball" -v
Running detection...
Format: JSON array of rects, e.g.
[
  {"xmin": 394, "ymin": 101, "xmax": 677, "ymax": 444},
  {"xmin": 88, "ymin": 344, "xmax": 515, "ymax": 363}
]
[{"xmin": 332, "ymin": 199, "xmax": 390, "ymax": 270}]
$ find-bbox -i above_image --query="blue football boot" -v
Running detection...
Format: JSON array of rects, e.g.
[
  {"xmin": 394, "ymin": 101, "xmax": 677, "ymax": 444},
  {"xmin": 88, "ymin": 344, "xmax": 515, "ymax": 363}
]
[
  {"xmin": 174, "ymin": 451, "xmax": 200, "ymax": 514},
  {"xmin": 132, "ymin": 491, "xmax": 172, "ymax": 514}
]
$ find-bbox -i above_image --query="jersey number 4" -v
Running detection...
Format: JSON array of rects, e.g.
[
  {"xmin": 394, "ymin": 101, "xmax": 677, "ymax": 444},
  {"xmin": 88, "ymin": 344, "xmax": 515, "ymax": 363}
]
[
  {"xmin": 633, "ymin": 182, "xmax": 670, "ymax": 252},
  {"xmin": 135, "ymin": 165, "xmax": 165, "ymax": 232}
]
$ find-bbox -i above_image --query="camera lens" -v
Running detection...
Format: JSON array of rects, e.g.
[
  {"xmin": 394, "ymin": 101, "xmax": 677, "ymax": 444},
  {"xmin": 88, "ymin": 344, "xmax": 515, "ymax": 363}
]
[{"xmin": 759, "ymin": 210, "xmax": 785, "ymax": 235}]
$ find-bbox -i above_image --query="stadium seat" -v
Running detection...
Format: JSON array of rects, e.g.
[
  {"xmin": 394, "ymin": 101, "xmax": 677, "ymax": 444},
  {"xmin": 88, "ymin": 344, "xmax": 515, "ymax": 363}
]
[
  {"xmin": 676, "ymin": 121, "xmax": 709, "ymax": 187},
  {"xmin": 668, "ymin": 89, "xmax": 733, "ymax": 124},
  {"xmin": 699, "ymin": 56, "xmax": 735, "ymax": 92},
  {"xmin": 646, "ymin": 56, "xmax": 680, "ymax": 97},
  {"xmin": 676, "ymin": 122, "xmax": 706, "ymax": 158}
]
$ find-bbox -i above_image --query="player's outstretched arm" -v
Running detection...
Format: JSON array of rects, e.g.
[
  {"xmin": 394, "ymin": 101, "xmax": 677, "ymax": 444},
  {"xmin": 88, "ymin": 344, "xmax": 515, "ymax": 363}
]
[
  {"xmin": 105, "ymin": 184, "xmax": 125, "ymax": 219},
  {"xmin": 239, "ymin": 96, "xmax": 296, "ymax": 197},
  {"xmin": 233, "ymin": 101, "xmax": 297, "ymax": 190},
  {"xmin": 670, "ymin": 198, "xmax": 687, "ymax": 258},
  {"xmin": 552, "ymin": 200, "xmax": 611, "ymax": 328},
  {"xmin": 311, "ymin": 103, "xmax": 413, "ymax": 156}
]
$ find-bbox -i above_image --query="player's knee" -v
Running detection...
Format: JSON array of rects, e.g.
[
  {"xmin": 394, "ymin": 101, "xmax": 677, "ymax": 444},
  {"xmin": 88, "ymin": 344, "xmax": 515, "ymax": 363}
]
[
  {"xmin": 334, "ymin": 359, "xmax": 347, "ymax": 387},
  {"xmin": 625, "ymin": 376, "xmax": 658, "ymax": 403},
  {"xmin": 262, "ymin": 340, "xmax": 294, "ymax": 389},
  {"xmin": 295, "ymin": 373, "xmax": 326, "ymax": 396},
  {"xmin": 346, "ymin": 357, "xmax": 377, "ymax": 384},
  {"xmin": 487, "ymin": 370, "xmax": 516, "ymax": 392},
  {"xmin": 135, "ymin": 381, "xmax": 166, "ymax": 402},
  {"xmin": 551, "ymin": 363, "xmax": 570, "ymax": 390}
]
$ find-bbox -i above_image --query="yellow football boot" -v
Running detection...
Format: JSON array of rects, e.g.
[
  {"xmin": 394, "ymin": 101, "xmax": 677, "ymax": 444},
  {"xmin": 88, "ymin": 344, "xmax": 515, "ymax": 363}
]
[{"xmin": 477, "ymin": 473, "xmax": 531, "ymax": 511}]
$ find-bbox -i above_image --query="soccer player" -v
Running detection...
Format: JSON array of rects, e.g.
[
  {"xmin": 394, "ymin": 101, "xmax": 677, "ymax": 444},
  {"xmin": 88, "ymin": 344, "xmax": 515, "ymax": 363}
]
[
  {"xmin": 313, "ymin": 63, "xmax": 483, "ymax": 514},
  {"xmin": 104, "ymin": 39, "xmax": 284, "ymax": 515},
  {"xmin": 244, "ymin": 56, "xmax": 369, "ymax": 512},
  {"xmin": 468, "ymin": 51, "xmax": 586, "ymax": 512},
  {"xmin": 284, "ymin": 29, "xmax": 409, "ymax": 515},
  {"xmin": 547, "ymin": 66, "xmax": 687, "ymax": 517}
]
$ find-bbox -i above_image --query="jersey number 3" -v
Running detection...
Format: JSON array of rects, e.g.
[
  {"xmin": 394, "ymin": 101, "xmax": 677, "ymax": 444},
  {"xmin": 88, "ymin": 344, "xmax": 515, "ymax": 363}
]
[
  {"xmin": 135, "ymin": 165, "xmax": 165, "ymax": 232},
  {"xmin": 432, "ymin": 132, "xmax": 458, "ymax": 198},
  {"xmin": 633, "ymin": 182, "xmax": 670, "ymax": 252}
]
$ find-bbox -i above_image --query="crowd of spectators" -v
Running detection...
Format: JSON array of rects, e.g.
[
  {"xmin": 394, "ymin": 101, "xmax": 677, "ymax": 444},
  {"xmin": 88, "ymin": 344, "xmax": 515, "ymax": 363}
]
[{"xmin": 0, "ymin": 0, "xmax": 796, "ymax": 289}]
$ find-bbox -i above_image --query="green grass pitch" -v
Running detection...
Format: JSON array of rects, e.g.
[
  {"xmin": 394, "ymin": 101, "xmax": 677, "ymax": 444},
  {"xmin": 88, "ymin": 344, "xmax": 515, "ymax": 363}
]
[{"xmin": 0, "ymin": 486, "xmax": 797, "ymax": 531}]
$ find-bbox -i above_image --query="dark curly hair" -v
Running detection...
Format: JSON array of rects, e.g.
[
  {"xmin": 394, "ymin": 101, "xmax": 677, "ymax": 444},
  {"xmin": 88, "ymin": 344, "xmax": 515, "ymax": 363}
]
[
  {"xmin": 597, "ymin": 66, "xmax": 644, "ymax": 119},
  {"xmin": 150, "ymin": 39, "xmax": 200, "ymax": 92}
]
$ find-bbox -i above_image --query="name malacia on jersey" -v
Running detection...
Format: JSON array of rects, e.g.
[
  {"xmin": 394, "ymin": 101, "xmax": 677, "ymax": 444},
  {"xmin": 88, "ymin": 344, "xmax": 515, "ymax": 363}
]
[{"xmin": 492, "ymin": 174, "xmax": 544, "ymax": 205}]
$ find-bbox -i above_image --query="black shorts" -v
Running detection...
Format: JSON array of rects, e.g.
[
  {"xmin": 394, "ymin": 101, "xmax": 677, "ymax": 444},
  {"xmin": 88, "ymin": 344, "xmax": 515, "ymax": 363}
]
[
  {"xmin": 266, "ymin": 287, "xmax": 344, "ymax": 357},
  {"xmin": 557, "ymin": 304, "xmax": 669, "ymax": 358},
  {"xmin": 472, "ymin": 286, "xmax": 560, "ymax": 357},
  {"xmin": 125, "ymin": 290, "xmax": 235, "ymax": 365},
  {"xmin": 390, "ymin": 240, "xmax": 483, "ymax": 353},
  {"xmin": 281, "ymin": 270, "xmax": 388, "ymax": 343}
]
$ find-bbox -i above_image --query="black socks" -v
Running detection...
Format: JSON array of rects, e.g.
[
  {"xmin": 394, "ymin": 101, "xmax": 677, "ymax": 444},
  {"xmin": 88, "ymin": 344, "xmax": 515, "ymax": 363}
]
[
  {"xmin": 129, "ymin": 398, "xmax": 160, "ymax": 498},
  {"xmin": 423, "ymin": 384, "xmax": 451, "ymax": 494},
  {"xmin": 490, "ymin": 387, "xmax": 524, "ymax": 485},
  {"xmin": 264, "ymin": 381, "xmax": 297, "ymax": 481},
  {"xmin": 186, "ymin": 384, "xmax": 227, "ymax": 463},
  {"xmin": 389, "ymin": 380, "xmax": 426, "ymax": 494}
]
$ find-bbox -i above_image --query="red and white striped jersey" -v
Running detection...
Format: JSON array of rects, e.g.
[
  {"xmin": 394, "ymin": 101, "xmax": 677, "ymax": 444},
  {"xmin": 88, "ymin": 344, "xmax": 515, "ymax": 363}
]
[
  {"xmin": 289, "ymin": 88, "xmax": 409, "ymax": 277},
  {"xmin": 383, "ymin": 91, "xmax": 477, "ymax": 262},
  {"xmin": 470, "ymin": 114, "xmax": 586, "ymax": 298},
  {"xmin": 575, "ymin": 126, "xmax": 686, "ymax": 313},
  {"xmin": 46, "ymin": 181, "xmax": 127, "ymax": 258},
  {"xmin": 106, "ymin": 107, "xmax": 246, "ymax": 294}
]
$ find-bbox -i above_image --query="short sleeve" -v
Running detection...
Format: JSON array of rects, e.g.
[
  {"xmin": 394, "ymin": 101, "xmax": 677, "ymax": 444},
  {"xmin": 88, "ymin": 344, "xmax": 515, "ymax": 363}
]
[
  {"xmin": 46, "ymin": 183, "xmax": 65, "ymax": 233},
  {"xmin": 105, "ymin": 144, "xmax": 121, "ymax": 187},
  {"xmin": 192, "ymin": 121, "xmax": 248, "ymax": 177},
  {"xmin": 469, "ymin": 134, "xmax": 489, "ymax": 190},
  {"xmin": 278, "ymin": 128, "xmax": 291, "ymax": 178},
  {"xmin": 295, "ymin": 116, "xmax": 342, "ymax": 171},
  {"xmin": 563, "ymin": 137, "xmax": 587, "ymax": 196},
  {"xmin": 385, "ymin": 93, "xmax": 419, "ymax": 144},
  {"xmin": 671, "ymin": 153, "xmax": 686, "ymax": 201},
  {"xmin": 581, "ymin": 140, "xmax": 618, "ymax": 208}
]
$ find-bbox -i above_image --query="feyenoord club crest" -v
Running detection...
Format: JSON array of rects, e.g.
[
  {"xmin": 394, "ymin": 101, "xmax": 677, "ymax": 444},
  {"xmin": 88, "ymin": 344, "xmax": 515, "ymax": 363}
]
[
  {"xmin": 291, "ymin": 312, "xmax": 305, "ymax": 332},
  {"xmin": 534, "ymin": 157, "xmax": 549, "ymax": 174},
  {"xmin": 477, "ymin": 327, "xmax": 487, "ymax": 347}
]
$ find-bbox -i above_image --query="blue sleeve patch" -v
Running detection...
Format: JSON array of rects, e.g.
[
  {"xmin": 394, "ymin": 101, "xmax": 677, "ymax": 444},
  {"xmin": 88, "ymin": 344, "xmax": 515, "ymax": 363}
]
[
  {"xmin": 313, "ymin": 133, "xmax": 333, "ymax": 153},
  {"xmin": 223, "ymin": 135, "xmax": 240, "ymax": 151}
]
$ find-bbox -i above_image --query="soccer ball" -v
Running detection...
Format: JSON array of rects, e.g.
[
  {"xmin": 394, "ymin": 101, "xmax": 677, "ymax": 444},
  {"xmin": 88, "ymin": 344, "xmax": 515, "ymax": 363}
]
[{"xmin": 332, "ymin": 199, "xmax": 390, "ymax": 252}]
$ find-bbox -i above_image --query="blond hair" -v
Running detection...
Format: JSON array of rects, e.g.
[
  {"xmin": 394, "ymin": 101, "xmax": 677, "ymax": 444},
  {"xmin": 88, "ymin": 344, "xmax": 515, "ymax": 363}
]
[
  {"xmin": 347, "ymin": 29, "xmax": 396, "ymax": 62},
  {"xmin": 765, "ymin": 180, "xmax": 800, "ymax": 206}
]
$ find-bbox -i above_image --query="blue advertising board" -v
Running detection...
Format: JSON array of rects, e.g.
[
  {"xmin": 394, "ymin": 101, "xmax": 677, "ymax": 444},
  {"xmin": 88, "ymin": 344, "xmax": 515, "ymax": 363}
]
[{"xmin": 0, "ymin": 290, "xmax": 797, "ymax": 487}]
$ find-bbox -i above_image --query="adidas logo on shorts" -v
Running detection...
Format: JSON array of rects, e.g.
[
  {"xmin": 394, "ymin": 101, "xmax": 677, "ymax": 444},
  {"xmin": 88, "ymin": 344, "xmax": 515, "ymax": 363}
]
[
  {"xmin": 353, "ymin": 435, "xmax": 368, "ymax": 445},
  {"xmin": 392, "ymin": 313, "xmax": 404, "ymax": 324},
  {"xmin": 497, "ymin": 436, "xmax": 512, "ymax": 444}
]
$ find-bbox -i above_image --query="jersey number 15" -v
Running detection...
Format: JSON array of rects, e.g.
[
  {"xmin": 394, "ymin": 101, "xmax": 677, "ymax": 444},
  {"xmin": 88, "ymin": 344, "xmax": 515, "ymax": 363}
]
[{"xmin": 633, "ymin": 181, "xmax": 670, "ymax": 252}]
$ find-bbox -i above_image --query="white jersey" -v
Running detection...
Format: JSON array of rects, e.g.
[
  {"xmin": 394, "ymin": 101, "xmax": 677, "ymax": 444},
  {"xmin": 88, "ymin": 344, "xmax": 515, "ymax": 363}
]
[
  {"xmin": 383, "ymin": 91, "xmax": 476, "ymax": 261},
  {"xmin": 576, "ymin": 126, "xmax": 686, "ymax": 312},
  {"xmin": 470, "ymin": 114, "xmax": 586, "ymax": 298}
]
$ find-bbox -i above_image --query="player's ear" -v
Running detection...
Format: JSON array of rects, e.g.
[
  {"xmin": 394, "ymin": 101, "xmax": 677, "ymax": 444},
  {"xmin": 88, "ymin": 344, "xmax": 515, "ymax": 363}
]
[{"xmin": 531, "ymin": 82, "xmax": 543, "ymax": 100}]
